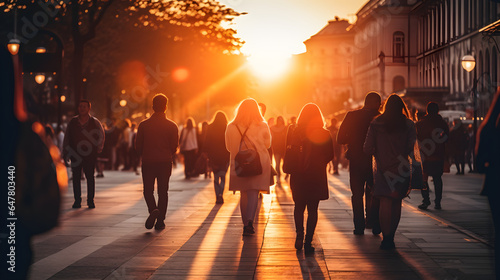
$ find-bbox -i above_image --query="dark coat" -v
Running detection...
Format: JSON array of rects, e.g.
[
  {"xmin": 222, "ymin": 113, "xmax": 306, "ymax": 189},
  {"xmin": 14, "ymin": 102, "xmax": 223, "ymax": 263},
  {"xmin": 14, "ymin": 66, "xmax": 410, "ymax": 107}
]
[
  {"xmin": 288, "ymin": 126, "xmax": 334, "ymax": 202},
  {"xmin": 416, "ymin": 113, "xmax": 449, "ymax": 162},
  {"xmin": 206, "ymin": 123, "xmax": 230, "ymax": 172},
  {"xmin": 135, "ymin": 112, "xmax": 179, "ymax": 164},
  {"xmin": 337, "ymin": 108, "xmax": 380, "ymax": 166},
  {"xmin": 449, "ymin": 124, "xmax": 468, "ymax": 155}
]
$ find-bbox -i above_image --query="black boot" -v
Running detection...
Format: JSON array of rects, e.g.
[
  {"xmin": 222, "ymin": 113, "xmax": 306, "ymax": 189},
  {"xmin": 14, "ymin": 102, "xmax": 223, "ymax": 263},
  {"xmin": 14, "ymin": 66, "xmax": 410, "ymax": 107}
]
[
  {"xmin": 304, "ymin": 234, "xmax": 315, "ymax": 254},
  {"xmin": 295, "ymin": 231, "xmax": 304, "ymax": 250}
]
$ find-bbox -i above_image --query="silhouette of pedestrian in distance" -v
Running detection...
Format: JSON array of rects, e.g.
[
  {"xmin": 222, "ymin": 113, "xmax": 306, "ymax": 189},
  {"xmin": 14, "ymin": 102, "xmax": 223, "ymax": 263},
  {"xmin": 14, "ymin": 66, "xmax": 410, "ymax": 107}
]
[
  {"xmin": 337, "ymin": 91, "xmax": 381, "ymax": 235},
  {"xmin": 327, "ymin": 117, "xmax": 341, "ymax": 175},
  {"xmin": 225, "ymin": 98, "xmax": 272, "ymax": 236},
  {"xmin": 363, "ymin": 94, "xmax": 417, "ymax": 250},
  {"xmin": 179, "ymin": 117, "xmax": 199, "ymax": 179},
  {"xmin": 476, "ymin": 87, "xmax": 500, "ymax": 278},
  {"xmin": 135, "ymin": 94, "xmax": 179, "ymax": 230},
  {"xmin": 416, "ymin": 102, "xmax": 449, "ymax": 210},
  {"xmin": 63, "ymin": 99, "xmax": 105, "ymax": 209},
  {"xmin": 449, "ymin": 119, "xmax": 468, "ymax": 175},
  {"xmin": 270, "ymin": 116, "xmax": 287, "ymax": 180},
  {"xmin": 286, "ymin": 103, "xmax": 333, "ymax": 254},
  {"xmin": 206, "ymin": 111, "xmax": 230, "ymax": 204}
]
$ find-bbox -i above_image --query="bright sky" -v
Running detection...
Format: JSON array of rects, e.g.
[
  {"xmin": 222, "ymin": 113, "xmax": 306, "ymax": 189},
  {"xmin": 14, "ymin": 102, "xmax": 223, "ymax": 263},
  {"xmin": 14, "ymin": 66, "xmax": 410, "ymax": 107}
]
[{"xmin": 219, "ymin": 0, "xmax": 367, "ymax": 80}]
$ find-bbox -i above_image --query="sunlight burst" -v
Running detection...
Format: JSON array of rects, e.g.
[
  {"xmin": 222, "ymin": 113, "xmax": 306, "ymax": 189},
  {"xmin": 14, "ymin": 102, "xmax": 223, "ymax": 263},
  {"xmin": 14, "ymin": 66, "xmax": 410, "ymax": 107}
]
[{"xmin": 247, "ymin": 53, "xmax": 291, "ymax": 81}]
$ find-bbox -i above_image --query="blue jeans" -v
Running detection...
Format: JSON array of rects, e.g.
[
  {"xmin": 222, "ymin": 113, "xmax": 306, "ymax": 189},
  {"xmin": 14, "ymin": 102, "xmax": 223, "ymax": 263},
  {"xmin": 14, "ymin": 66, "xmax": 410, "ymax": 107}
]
[{"xmin": 213, "ymin": 169, "xmax": 227, "ymax": 198}]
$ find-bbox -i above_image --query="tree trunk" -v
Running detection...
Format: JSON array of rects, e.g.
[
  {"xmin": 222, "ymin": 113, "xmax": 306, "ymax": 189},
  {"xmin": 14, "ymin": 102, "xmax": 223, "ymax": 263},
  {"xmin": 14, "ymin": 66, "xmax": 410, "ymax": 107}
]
[{"xmin": 73, "ymin": 38, "xmax": 84, "ymax": 110}]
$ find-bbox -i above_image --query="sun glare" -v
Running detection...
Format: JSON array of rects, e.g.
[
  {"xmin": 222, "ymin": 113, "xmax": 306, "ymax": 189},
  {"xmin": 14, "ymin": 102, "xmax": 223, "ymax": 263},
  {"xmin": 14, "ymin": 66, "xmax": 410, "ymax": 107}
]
[{"xmin": 247, "ymin": 54, "xmax": 291, "ymax": 81}]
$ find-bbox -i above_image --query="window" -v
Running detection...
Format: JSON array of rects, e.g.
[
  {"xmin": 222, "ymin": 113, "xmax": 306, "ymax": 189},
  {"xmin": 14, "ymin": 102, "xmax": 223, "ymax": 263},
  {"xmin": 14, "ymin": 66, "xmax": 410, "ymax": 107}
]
[{"xmin": 393, "ymin": 32, "xmax": 405, "ymax": 63}]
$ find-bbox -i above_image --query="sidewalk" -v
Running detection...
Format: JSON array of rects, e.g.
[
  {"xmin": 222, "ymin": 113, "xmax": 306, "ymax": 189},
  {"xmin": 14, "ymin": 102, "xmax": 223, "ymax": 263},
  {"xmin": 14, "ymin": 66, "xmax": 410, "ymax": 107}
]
[{"xmin": 27, "ymin": 167, "xmax": 494, "ymax": 279}]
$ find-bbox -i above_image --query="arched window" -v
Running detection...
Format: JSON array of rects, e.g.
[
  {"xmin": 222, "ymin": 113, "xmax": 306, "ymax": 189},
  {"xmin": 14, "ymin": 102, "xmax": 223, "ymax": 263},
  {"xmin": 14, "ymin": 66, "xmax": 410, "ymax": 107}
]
[
  {"xmin": 393, "ymin": 31, "xmax": 405, "ymax": 63},
  {"xmin": 393, "ymin": 76, "xmax": 405, "ymax": 92}
]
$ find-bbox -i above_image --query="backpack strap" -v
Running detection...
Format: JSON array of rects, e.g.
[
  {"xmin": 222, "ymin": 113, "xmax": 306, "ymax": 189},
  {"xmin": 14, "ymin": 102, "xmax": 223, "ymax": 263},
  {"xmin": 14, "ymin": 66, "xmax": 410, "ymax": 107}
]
[{"xmin": 236, "ymin": 125, "xmax": 257, "ymax": 151}]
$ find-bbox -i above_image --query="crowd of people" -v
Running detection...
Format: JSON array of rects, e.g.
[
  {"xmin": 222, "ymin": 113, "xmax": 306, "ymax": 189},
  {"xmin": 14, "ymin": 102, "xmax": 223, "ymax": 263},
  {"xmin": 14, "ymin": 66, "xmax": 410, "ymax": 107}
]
[{"xmin": 37, "ymin": 92, "xmax": 496, "ymax": 248}]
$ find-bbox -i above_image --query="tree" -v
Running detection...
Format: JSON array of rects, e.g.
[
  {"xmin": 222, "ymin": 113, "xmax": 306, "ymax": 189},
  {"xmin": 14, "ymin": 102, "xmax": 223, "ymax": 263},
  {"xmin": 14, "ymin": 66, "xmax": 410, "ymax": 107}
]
[{"xmin": 1, "ymin": 0, "xmax": 246, "ymax": 113}]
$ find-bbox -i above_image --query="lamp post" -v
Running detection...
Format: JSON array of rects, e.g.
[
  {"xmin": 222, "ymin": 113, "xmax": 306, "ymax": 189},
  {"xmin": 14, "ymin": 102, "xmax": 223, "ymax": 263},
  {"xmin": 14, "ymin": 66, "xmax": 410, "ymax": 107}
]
[{"xmin": 461, "ymin": 55, "xmax": 478, "ymax": 172}]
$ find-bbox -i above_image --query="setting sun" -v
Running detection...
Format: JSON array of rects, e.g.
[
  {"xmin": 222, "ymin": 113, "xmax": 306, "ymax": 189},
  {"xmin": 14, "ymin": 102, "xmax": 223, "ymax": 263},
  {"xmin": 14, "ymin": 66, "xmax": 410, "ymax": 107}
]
[{"xmin": 247, "ymin": 53, "xmax": 291, "ymax": 81}]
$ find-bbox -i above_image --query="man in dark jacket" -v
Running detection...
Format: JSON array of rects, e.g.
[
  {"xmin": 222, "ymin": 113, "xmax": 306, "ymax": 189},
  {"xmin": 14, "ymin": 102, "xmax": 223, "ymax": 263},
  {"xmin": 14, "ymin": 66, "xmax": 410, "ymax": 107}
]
[
  {"xmin": 63, "ymin": 100, "xmax": 105, "ymax": 209},
  {"xmin": 135, "ymin": 94, "xmax": 179, "ymax": 230},
  {"xmin": 337, "ymin": 92, "xmax": 381, "ymax": 235},
  {"xmin": 417, "ymin": 102, "xmax": 449, "ymax": 210}
]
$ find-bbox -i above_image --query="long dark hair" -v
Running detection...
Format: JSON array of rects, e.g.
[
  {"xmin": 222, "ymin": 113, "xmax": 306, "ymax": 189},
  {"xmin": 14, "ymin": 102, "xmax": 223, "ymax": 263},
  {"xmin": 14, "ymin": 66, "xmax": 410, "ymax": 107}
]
[
  {"xmin": 297, "ymin": 103, "xmax": 325, "ymax": 130},
  {"xmin": 380, "ymin": 94, "xmax": 411, "ymax": 133},
  {"xmin": 210, "ymin": 111, "xmax": 228, "ymax": 131}
]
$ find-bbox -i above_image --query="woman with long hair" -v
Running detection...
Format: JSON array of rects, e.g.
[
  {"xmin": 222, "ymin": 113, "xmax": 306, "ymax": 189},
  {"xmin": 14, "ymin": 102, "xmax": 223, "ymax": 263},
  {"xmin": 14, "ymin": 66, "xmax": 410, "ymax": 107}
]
[
  {"xmin": 364, "ymin": 94, "xmax": 417, "ymax": 249},
  {"xmin": 225, "ymin": 98, "xmax": 272, "ymax": 236},
  {"xmin": 179, "ymin": 117, "xmax": 198, "ymax": 179},
  {"xmin": 206, "ymin": 111, "xmax": 230, "ymax": 204},
  {"xmin": 286, "ymin": 103, "xmax": 333, "ymax": 254}
]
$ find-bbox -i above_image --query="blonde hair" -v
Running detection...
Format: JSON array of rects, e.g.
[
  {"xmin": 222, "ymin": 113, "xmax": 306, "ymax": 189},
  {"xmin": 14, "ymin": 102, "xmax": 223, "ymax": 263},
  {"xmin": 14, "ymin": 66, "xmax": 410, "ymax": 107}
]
[{"xmin": 230, "ymin": 98, "xmax": 266, "ymax": 127}]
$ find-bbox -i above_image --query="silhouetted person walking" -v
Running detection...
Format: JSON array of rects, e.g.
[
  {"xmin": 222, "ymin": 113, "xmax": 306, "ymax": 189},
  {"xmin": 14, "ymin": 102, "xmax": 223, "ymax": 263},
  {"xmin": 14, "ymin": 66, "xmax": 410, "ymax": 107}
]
[
  {"xmin": 206, "ymin": 111, "xmax": 230, "ymax": 204},
  {"xmin": 449, "ymin": 119, "xmax": 468, "ymax": 174},
  {"xmin": 327, "ymin": 117, "xmax": 341, "ymax": 175},
  {"xmin": 337, "ymin": 92, "xmax": 381, "ymax": 235},
  {"xmin": 476, "ymin": 87, "xmax": 500, "ymax": 278},
  {"xmin": 416, "ymin": 102, "xmax": 449, "ymax": 210},
  {"xmin": 226, "ymin": 98, "xmax": 272, "ymax": 236},
  {"xmin": 271, "ymin": 116, "xmax": 287, "ymax": 180},
  {"xmin": 179, "ymin": 117, "xmax": 198, "ymax": 179},
  {"xmin": 135, "ymin": 94, "xmax": 179, "ymax": 230},
  {"xmin": 63, "ymin": 100, "xmax": 104, "ymax": 209},
  {"xmin": 364, "ymin": 94, "xmax": 417, "ymax": 249},
  {"xmin": 286, "ymin": 103, "xmax": 333, "ymax": 254}
]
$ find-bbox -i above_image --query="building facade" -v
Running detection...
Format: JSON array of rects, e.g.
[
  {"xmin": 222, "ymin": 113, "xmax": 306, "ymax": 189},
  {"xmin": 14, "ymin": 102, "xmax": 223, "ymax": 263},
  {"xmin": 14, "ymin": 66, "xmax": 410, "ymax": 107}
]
[
  {"xmin": 350, "ymin": 0, "xmax": 418, "ymax": 102},
  {"xmin": 303, "ymin": 17, "xmax": 355, "ymax": 112},
  {"xmin": 412, "ymin": 0, "xmax": 500, "ymax": 119}
]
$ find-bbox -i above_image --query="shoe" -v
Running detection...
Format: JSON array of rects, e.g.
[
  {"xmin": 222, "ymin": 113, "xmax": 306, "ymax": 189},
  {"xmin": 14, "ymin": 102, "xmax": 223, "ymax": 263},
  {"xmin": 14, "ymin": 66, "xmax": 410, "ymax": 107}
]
[
  {"xmin": 96, "ymin": 174, "xmax": 104, "ymax": 178},
  {"xmin": 434, "ymin": 203, "xmax": 442, "ymax": 210},
  {"xmin": 304, "ymin": 243, "xmax": 315, "ymax": 254},
  {"xmin": 353, "ymin": 229, "xmax": 364, "ymax": 235},
  {"xmin": 243, "ymin": 221, "xmax": 255, "ymax": 236},
  {"xmin": 380, "ymin": 239, "xmax": 396, "ymax": 250},
  {"xmin": 372, "ymin": 226, "xmax": 382, "ymax": 235},
  {"xmin": 88, "ymin": 201, "xmax": 95, "ymax": 208},
  {"xmin": 295, "ymin": 233, "xmax": 304, "ymax": 250},
  {"xmin": 418, "ymin": 203, "xmax": 430, "ymax": 210},
  {"xmin": 145, "ymin": 209, "xmax": 159, "ymax": 229},
  {"xmin": 72, "ymin": 202, "xmax": 81, "ymax": 208},
  {"xmin": 216, "ymin": 196, "xmax": 224, "ymax": 204},
  {"xmin": 155, "ymin": 220, "xmax": 165, "ymax": 230}
]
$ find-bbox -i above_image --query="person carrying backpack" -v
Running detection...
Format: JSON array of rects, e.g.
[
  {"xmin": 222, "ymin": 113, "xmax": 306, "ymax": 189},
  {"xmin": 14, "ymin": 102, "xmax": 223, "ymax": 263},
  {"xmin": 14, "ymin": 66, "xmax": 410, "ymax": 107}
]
[{"xmin": 225, "ymin": 98, "xmax": 272, "ymax": 236}]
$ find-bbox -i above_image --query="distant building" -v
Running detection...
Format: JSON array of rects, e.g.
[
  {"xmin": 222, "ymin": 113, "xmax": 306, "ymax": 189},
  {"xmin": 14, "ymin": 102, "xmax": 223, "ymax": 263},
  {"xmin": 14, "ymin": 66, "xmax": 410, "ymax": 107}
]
[
  {"xmin": 349, "ymin": 0, "xmax": 418, "ymax": 102},
  {"xmin": 303, "ymin": 17, "xmax": 354, "ymax": 112},
  {"xmin": 303, "ymin": 0, "xmax": 500, "ymax": 115},
  {"xmin": 411, "ymin": 0, "xmax": 500, "ymax": 118}
]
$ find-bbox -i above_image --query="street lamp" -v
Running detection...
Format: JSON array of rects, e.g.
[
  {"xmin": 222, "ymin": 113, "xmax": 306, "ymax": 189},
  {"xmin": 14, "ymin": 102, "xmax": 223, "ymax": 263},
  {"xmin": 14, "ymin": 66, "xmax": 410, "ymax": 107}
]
[
  {"xmin": 35, "ymin": 73, "xmax": 46, "ymax": 84},
  {"xmin": 7, "ymin": 39, "xmax": 20, "ymax": 55},
  {"xmin": 461, "ymin": 54, "xmax": 478, "ymax": 172},
  {"xmin": 461, "ymin": 55, "xmax": 475, "ymax": 72}
]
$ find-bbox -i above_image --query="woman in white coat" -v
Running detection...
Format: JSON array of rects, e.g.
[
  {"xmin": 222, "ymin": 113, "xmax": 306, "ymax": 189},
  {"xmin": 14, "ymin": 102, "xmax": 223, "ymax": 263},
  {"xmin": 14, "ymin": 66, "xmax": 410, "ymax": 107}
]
[{"xmin": 225, "ymin": 98, "xmax": 272, "ymax": 236}]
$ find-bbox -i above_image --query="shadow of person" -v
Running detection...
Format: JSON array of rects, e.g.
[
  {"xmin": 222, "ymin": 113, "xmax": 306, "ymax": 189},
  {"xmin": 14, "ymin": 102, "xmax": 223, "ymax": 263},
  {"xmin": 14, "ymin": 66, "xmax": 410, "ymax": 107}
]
[{"xmin": 296, "ymin": 247, "xmax": 328, "ymax": 279}]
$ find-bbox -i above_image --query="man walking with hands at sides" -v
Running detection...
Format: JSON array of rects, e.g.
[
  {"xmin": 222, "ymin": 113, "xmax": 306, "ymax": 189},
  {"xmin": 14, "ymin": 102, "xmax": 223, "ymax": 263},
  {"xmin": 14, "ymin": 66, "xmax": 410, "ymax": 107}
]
[
  {"xmin": 416, "ymin": 102, "xmax": 449, "ymax": 210},
  {"xmin": 135, "ymin": 94, "xmax": 179, "ymax": 230},
  {"xmin": 337, "ymin": 92, "xmax": 381, "ymax": 235},
  {"xmin": 63, "ymin": 99, "xmax": 105, "ymax": 209}
]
